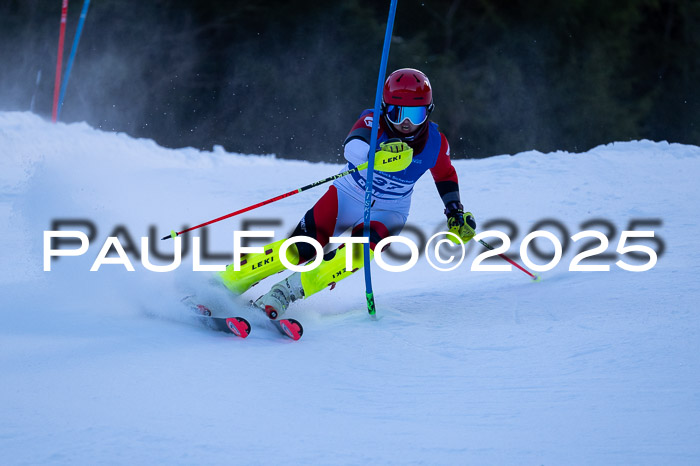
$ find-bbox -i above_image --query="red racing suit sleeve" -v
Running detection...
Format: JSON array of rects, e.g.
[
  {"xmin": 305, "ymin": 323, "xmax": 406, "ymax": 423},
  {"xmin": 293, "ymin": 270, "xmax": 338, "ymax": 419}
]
[
  {"xmin": 344, "ymin": 111, "xmax": 377, "ymax": 146},
  {"xmin": 430, "ymin": 133, "xmax": 461, "ymax": 206}
]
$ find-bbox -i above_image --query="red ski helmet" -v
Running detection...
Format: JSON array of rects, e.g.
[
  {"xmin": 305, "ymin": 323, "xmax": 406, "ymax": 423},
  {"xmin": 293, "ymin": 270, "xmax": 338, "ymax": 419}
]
[
  {"xmin": 382, "ymin": 68, "xmax": 433, "ymax": 106},
  {"xmin": 382, "ymin": 68, "xmax": 434, "ymax": 125}
]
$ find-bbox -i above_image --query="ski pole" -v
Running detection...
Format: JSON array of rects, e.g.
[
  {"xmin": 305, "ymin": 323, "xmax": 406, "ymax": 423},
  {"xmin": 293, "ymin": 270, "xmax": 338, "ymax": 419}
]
[
  {"xmin": 161, "ymin": 149, "xmax": 412, "ymax": 240},
  {"xmin": 478, "ymin": 239, "xmax": 540, "ymax": 281},
  {"xmin": 162, "ymin": 166, "xmax": 357, "ymax": 240}
]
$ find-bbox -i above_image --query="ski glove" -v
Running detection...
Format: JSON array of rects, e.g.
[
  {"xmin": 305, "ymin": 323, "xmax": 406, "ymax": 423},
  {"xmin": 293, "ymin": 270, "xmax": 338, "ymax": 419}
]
[
  {"xmin": 378, "ymin": 138, "xmax": 411, "ymax": 157},
  {"xmin": 374, "ymin": 139, "xmax": 413, "ymax": 172},
  {"xmin": 445, "ymin": 201, "xmax": 476, "ymax": 244}
]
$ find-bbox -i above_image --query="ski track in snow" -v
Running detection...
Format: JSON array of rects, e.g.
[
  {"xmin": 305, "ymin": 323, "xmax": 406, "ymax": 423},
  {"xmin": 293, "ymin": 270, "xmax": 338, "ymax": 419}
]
[{"xmin": 1, "ymin": 111, "xmax": 700, "ymax": 464}]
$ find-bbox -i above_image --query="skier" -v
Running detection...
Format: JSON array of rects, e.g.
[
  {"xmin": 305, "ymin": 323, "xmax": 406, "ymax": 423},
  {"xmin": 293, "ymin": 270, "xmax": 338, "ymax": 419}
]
[{"xmin": 218, "ymin": 68, "xmax": 477, "ymax": 319}]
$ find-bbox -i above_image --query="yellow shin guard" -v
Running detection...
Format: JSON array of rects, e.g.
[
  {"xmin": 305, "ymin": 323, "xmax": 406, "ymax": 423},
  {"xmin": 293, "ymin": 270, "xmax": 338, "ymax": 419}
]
[
  {"xmin": 219, "ymin": 239, "xmax": 300, "ymax": 295},
  {"xmin": 300, "ymin": 244, "xmax": 373, "ymax": 299}
]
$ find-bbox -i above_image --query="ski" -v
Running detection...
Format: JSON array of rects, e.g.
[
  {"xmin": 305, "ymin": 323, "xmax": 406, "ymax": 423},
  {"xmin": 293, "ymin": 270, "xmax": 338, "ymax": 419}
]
[
  {"xmin": 200, "ymin": 314, "xmax": 252, "ymax": 338},
  {"xmin": 181, "ymin": 296, "xmax": 251, "ymax": 338},
  {"xmin": 270, "ymin": 317, "xmax": 304, "ymax": 341},
  {"xmin": 248, "ymin": 299, "xmax": 304, "ymax": 341},
  {"xmin": 181, "ymin": 296, "xmax": 303, "ymax": 341}
]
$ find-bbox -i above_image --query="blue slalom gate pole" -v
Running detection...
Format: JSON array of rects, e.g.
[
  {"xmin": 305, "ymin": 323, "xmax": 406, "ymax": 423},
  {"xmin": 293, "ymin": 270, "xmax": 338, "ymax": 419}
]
[
  {"xmin": 363, "ymin": 0, "xmax": 398, "ymax": 318},
  {"xmin": 57, "ymin": 0, "xmax": 91, "ymax": 121}
]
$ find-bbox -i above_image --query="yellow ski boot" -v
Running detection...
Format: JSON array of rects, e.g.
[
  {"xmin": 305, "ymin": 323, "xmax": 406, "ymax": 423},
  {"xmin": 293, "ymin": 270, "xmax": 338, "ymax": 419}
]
[
  {"xmin": 253, "ymin": 243, "xmax": 372, "ymax": 318},
  {"xmin": 219, "ymin": 239, "xmax": 300, "ymax": 295}
]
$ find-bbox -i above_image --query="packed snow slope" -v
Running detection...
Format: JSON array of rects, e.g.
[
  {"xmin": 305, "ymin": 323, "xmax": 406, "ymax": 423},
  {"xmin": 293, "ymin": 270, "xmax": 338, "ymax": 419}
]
[{"xmin": 1, "ymin": 111, "xmax": 700, "ymax": 464}]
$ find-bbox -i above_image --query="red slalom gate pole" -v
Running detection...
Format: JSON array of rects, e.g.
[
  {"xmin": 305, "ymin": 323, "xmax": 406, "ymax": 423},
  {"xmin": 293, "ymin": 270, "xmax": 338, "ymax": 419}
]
[
  {"xmin": 52, "ymin": 0, "xmax": 69, "ymax": 122},
  {"xmin": 478, "ymin": 239, "xmax": 540, "ymax": 281}
]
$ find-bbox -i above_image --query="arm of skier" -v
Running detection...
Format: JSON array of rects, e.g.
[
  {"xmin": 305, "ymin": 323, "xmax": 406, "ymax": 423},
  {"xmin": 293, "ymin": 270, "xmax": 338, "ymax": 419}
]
[
  {"xmin": 430, "ymin": 134, "xmax": 476, "ymax": 243},
  {"xmin": 343, "ymin": 111, "xmax": 380, "ymax": 166}
]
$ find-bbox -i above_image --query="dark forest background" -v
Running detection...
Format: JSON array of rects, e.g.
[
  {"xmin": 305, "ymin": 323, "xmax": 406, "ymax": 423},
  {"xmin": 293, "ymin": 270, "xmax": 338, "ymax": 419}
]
[{"xmin": 1, "ymin": 0, "xmax": 698, "ymax": 161}]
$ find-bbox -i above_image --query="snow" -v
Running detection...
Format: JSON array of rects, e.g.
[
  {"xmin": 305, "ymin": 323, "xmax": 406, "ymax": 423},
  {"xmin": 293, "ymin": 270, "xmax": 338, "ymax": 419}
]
[{"xmin": 1, "ymin": 110, "xmax": 700, "ymax": 464}]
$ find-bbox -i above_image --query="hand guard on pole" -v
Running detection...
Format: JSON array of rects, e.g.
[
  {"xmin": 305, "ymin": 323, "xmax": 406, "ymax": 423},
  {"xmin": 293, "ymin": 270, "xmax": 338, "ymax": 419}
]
[
  {"xmin": 378, "ymin": 138, "xmax": 411, "ymax": 154},
  {"xmin": 445, "ymin": 201, "xmax": 476, "ymax": 244},
  {"xmin": 375, "ymin": 139, "xmax": 412, "ymax": 172}
]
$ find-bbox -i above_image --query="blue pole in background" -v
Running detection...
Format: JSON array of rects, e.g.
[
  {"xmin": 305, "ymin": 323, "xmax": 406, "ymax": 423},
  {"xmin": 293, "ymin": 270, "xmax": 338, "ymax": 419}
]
[
  {"xmin": 363, "ymin": 0, "xmax": 398, "ymax": 318},
  {"xmin": 57, "ymin": 0, "xmax": 91, "ymax": 121}
]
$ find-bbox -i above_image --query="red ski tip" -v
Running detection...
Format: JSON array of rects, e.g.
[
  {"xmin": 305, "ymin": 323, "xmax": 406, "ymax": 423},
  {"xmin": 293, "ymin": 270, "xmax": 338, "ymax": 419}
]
[
  {"xmin": 279, "ymin": 319, "xmax": 302, "ymax": 341},
  {"xmin": 225, "ymin": 317, "xmax": 250, "ymax": 338}
]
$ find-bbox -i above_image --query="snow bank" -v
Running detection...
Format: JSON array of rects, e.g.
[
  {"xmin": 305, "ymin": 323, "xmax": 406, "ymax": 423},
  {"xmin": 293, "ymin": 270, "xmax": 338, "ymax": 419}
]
[{"xmin": 2, "ymin": 111, "xmax": 699, "ymax": 464}]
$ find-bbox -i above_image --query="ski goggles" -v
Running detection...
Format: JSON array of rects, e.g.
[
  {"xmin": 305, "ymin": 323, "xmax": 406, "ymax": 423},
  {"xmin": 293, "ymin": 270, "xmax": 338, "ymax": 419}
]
[{"xmin": 384, "ymin": 105, "xmax": 430, "ymax": 125}]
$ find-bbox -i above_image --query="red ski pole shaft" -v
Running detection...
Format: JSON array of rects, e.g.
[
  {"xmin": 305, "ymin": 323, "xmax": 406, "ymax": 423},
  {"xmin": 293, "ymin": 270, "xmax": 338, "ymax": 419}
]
[
  {"xmin": 162, "ymin": 189, "xmax": 298, "ymax": 240},
  {"xmin": 161, "ymin": 164, "xmax": 364, "ymax": 240},
  {"xmin": 478, "ymin": 239, "xmax": 540, "ymax": 281}
]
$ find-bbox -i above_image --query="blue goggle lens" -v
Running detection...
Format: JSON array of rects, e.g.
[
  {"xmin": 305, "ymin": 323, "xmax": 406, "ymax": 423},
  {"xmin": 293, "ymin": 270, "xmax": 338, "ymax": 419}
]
[{"xmin": 385, "ymin": 105, "xmax": 429, "ymax": 125}]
